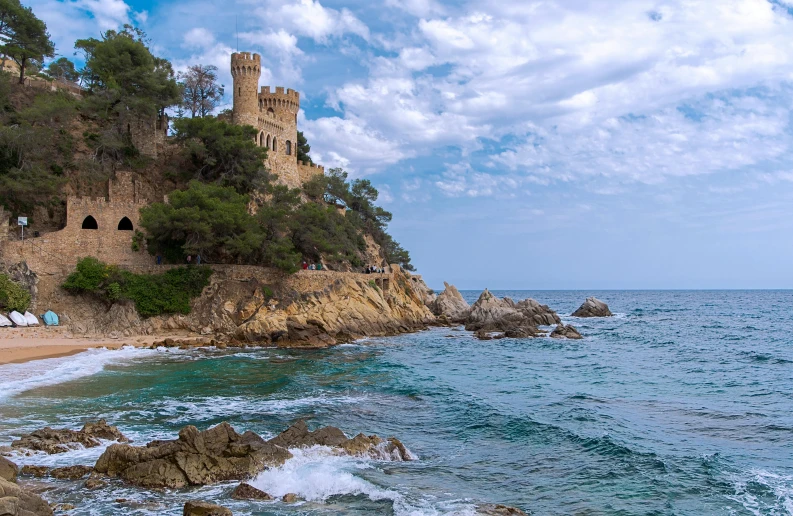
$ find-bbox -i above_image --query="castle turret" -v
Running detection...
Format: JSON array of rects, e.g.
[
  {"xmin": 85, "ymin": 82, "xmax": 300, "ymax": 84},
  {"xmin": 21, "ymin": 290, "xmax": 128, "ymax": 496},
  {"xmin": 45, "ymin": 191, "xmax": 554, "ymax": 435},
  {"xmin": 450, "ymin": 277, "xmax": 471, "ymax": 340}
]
[{"xmin": 231, "ymin": 52, "xmax": 261, "ymax": 128}]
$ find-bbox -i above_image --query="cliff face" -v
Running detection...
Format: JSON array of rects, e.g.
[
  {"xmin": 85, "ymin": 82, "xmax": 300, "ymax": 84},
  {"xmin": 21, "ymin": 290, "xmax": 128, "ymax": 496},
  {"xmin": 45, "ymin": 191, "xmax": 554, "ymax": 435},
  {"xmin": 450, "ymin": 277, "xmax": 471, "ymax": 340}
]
[{"xmin": 31, "ymin": 265, "xmax": 435, "ymax": 347}]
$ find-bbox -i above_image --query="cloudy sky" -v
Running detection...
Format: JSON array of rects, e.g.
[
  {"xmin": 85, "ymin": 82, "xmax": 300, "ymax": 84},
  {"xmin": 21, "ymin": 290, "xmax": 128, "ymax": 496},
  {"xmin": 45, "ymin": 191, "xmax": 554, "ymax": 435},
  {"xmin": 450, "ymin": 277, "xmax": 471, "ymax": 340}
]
[{"xmin": 27, "ymin": 0, "xmax": 793, "ymax": 289}]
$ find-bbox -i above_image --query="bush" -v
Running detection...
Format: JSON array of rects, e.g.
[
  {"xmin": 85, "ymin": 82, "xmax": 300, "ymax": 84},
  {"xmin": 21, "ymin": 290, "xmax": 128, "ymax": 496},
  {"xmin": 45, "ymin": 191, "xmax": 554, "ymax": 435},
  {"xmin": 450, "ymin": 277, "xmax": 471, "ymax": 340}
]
[
  {"xmin": 0, "ymin": 274, "xmax": 31, "ymax": 312},
  {"xmin": 63, "ymin": 257, "xmax": 212, "ymax": 317}
]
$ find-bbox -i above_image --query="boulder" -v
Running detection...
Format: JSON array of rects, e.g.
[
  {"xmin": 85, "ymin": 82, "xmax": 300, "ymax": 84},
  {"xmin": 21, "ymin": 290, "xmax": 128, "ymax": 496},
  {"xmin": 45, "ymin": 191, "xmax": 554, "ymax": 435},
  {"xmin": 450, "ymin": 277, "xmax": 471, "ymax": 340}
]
[
  {"xmin": 0, "ymin": 477, "xmax": 53, "ymax": 516},
  {"xmin": 571, "ymin": 297, "xmax": 612, "ymax": 318},
  {"xmin": 0, "ymin": 456, "xmax": 17, "ymax": 482},
  {"xmin": 231, "ymin": 483, "xmax": 272, "ymax": 500},
  {"xmin": 504, "ymin": 327, "xmax": 539, "ymax": 339},
  {"xmin": 19, "ymin": 466, "xmax": 47, "ymax": 478},
  {"xmin": 550, "ymin": 324, "xmax": 583, "ymax": 340},
  {"xmin": 429, "ymin": 283, "xmax": 470, "ymax": 322},
  {"xmin": 281, "ymin": 493, "xmax": 299, "ymax": 503},
  {"xmin": 477, "ymin": 504, "xmax": 528, "ymax": 515},
  {"xmin": 183, "ymin": 501, "xmax": 232, "ymax": 516},
  {"xmin": 94, "ymin": 422, "xmax": 292, "ymax": 489},
  {"xmin": 83, "ymin": 477, "xmax": 106, "ymax": 490},
  {"xmin": 11, "ymin": 420, "xmax": 127, "ymax": 454},
  {"xmin": 49, "ymin": 465, "xmax": 93, "ymax": 480},
  {"xmin": 465, "ymin": 290, "xmax": 560, "ymax": 334}
]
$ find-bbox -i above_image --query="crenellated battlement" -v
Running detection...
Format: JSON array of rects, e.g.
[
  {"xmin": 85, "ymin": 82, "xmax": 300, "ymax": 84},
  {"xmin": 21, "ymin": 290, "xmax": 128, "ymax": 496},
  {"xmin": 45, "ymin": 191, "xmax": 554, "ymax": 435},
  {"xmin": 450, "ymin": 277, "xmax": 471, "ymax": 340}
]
[{"xmin": 231, "ymin": 52, "xmax": 262, "ymax": 78}]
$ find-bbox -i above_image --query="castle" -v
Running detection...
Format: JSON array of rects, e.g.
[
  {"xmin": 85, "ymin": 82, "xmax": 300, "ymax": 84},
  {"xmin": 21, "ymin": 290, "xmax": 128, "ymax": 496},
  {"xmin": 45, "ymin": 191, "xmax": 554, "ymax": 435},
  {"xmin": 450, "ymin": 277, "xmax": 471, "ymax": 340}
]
[{"xmin": 230, "ymin": 52, "xmax": 324, "ymax": 189}]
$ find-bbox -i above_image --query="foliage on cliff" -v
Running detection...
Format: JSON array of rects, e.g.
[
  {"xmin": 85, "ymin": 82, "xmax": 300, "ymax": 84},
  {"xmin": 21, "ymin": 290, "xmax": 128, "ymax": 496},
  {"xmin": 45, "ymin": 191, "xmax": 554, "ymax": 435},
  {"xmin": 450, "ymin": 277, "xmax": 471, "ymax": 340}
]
[
  {"xmin": 0, "ymin": 273, "xmax": 31, "ymax": 312},
  {"xmin": 63, "ymin": 257, "xmax": 212, "ymax": 316}
]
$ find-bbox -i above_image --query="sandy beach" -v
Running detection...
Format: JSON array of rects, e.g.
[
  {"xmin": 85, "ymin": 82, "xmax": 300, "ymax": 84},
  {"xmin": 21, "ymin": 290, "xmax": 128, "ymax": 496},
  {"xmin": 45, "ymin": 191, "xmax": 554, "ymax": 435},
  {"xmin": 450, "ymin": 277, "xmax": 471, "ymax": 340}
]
[{"xmin": 0, "ymin": 328, "xmax": 199, "ymax": 365}]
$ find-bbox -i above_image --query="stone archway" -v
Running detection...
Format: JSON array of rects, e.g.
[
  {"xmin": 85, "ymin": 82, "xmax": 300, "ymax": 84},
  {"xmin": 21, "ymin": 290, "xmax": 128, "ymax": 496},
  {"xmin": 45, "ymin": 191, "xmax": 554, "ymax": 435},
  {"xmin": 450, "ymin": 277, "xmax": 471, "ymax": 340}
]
[
  {"xmin": 118, "ymin": 217, "xmax": 133, "ymax": 231},
  {"xmin": 81, "ymin": 215, "xmax": 98, "ymax": 230}
]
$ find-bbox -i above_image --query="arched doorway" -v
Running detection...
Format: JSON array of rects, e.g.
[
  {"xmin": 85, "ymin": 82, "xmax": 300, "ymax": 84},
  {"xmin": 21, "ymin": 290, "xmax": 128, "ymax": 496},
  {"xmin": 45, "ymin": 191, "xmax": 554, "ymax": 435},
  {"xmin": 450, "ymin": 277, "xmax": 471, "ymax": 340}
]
[
  {"xmin": 118, "ymin": 217, "xmax": 133, "ymax": 231},
  {"xmin": 81, "ymin": 216, "xmax": 98, "ymax": 230}
]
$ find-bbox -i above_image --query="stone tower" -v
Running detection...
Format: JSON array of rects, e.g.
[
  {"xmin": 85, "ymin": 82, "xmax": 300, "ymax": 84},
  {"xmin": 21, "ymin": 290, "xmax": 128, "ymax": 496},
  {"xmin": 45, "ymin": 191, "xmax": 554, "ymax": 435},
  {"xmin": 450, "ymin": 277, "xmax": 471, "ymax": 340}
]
[{"xmin": 230, "ymin": 52, "xmax": 261, "ymax": 128}]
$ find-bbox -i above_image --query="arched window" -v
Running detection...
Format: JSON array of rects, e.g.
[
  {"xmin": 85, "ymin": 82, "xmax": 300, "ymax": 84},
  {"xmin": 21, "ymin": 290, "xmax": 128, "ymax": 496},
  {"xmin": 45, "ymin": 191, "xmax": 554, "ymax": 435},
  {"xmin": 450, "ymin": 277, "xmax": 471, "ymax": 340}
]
[
  {"xmin": 266, "ymin": 135, "xmax": 271, "ymax": 149},
  {"xmin": 272, "ymin": 137, "xmax": 277, "ymax": 152},
  {"xmin": 267, "ymin": 107, "xmax": 274, "ymax": 115},
  {"xmin": 259, "ymin": 132, "xmax": 265, "ymax": 147},
  {"xmin": 286, "ymin": 140, "xmax": 292, "ymax": 155},
  {"xmin": 81, "ymin": 216, "xmax": 98, "ymax": 230},
  {"xmin": 118, "ymin": 217, "xmax": 133, "ymax": 231},
  {"xmin": 238, "ymin": 87, "xmax": 241, "ymax": 97}
]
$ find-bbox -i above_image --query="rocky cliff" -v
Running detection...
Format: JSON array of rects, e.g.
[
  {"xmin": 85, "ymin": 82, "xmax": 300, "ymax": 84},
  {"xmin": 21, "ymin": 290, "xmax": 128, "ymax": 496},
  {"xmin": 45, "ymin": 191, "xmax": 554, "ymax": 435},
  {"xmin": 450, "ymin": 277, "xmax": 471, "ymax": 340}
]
[{"xmin": 30, "ymin": 265, "xmax": 435, "ymax": 347}]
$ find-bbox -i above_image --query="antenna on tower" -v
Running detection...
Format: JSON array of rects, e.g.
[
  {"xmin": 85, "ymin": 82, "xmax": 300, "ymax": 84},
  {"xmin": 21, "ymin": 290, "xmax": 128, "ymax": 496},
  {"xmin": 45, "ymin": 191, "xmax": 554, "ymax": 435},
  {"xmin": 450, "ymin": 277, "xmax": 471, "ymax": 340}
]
[{"xmin": 236, "ymin": 15, "xmax": 239, "ymax": 52}]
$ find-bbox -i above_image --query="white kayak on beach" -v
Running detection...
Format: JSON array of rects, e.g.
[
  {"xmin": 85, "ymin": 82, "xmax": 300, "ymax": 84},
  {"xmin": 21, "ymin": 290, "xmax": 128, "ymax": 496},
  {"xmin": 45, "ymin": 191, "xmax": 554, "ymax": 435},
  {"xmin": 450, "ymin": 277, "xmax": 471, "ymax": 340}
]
[
  {"xmin": 24, "ymin": 312, "xmax": 39, "ymax": 326},
  {"xmin": 9, "ymin": 311, "xmax": 27, "ymax": 327},
  {"xmin": 0, "ymin": 314, "xmax": 11, "ymax": 327}
]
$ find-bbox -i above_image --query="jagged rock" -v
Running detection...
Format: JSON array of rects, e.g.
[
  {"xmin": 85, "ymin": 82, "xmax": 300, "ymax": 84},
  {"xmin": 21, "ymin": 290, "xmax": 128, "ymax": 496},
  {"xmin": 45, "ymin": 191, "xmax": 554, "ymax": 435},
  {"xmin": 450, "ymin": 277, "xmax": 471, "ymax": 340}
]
[
  {"xmin": 477, "ymin": 506, "xmax": 525, "ymax": 515},
  {"xmin": 93, "ymin": 422, "xmax": 292, "ymax": 489},
  {"xmin": 550, "ymin": 324, "xmax": 583, "ymax": 340},
  {"xmin": 49, "ymin": 465, "xmax": 93, "ymax": 480},
  {"xmin": 231, "ymin": 483, "xmax": 272, "ymax": 500},
  {"xmin": 0, "ymin": 456, "xmax": 17, "ymax": 482},
  {"xmin": 0, "ymin": 477, "xmax": 53, "ymax": 516},
  {"xmin": 20, "ymin": 466, "xmax": 48, "ymax": 478},
  {"xmin": 474, "ymin": 330, "xmax": 495, "ymax": 341},
  {"xmin": 51, "ymin": 504, "xmax": 75, "ymax": 512},
  {"xmin": 571, "ymin": 297, "xmax": 612, "ymax": 318},
  {"xmin": 270, "ymin": 420, "xmax": 413, "ymax": 461},
  {"xmin": 11, "ymin": 420, "xmax": 127, "ymax": 454},
  {"xmin": 503, "ymin": 327, "xmax": 539, "ymax": 339},
  {"xmin": 430, "ymin": 282, "xmax": 470, "ymax": 322},
  {"xmin": 281, "ymin": 493, "xmax": 299, "ymax": 503},
  {"xmin": 465, "ymin": 290, "xmax": 559, "ymax": 334},
  {"xmin": 183, "ymin": 500, "xmax": 232, "ymax": 516}
]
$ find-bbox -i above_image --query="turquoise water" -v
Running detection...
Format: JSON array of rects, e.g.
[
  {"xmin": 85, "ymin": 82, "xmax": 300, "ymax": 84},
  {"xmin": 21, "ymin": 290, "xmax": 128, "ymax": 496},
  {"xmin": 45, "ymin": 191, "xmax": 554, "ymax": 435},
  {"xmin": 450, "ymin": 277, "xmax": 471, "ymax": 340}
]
[{"xmin": 1, "ymin": 290, "xmax": 792, "ymax": 515}]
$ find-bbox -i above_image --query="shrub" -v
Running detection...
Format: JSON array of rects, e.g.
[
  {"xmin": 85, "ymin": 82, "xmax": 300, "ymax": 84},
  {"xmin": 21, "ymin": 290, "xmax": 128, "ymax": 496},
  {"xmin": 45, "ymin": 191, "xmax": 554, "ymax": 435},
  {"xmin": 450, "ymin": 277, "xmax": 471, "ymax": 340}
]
[
  {"xmin": 63, "ymin": 257, "xmax": 212, "ymax": 317},
  {"xmin": 0, "ymin": 274, "xmax": 31, "ymax": 312}
]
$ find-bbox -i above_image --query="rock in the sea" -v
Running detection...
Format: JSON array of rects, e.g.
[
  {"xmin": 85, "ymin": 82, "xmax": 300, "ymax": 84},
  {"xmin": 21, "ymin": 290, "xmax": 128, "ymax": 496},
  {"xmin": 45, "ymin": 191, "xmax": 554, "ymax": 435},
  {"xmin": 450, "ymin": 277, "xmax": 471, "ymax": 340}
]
[
  {"xmin": 430, "ymin": 282, "xmax": 470, "ymax": 322},
  {"xmin": 83, "ymin": 477, "xmax": 106, "ymax": 490},
  {"xmin": 550, "ymin": 324, "xmax": 583, "ymax": 340},
  {"xmin": 504, "ymin": 327, "xmax": 540, "ymax": 339},
  {"xmin": 49, "ymin": 465, "xmax": 93, "ymax": 480},
  {"xmin": 183, "ymin": 500, "xmax": 232, "ymax": 516},
  {"xmin": 281, "ymin": 493, "xmax": 299, "ymax": 503},
  {"xmin": 0, "ymin": 456, "xmax": 18, "ymax": 482},
  {"xmin": 231, "ymin": 483, "xmax": 272, "ymax": 500},
  {"xmin": 94, "ymin": 422, "xmax": 292, "ymax": 489},
  {"xmin": 19, "ymin": 466, "xmax": 48, "ymax": 478},
  {"xmin": 466, "ymin": 290, "xmax": 560, "ymax": 335},
  {"xmin": 477, "ymin": 504, "xmax": 528, "ymax": 515},
  {"xmin": 0, "ymin": 477, "xmax": 53, "ymax": 516},
  {"xmin": 270, "ymin": 420, "xmax": 413, "ymax": 462},
  {"xmin": 571, "ymin": 297, "xmax": 612, "ymax": 318},
  {"xmin": 11, "ymin": 420, "xmax": 127, "ymax": 454}
]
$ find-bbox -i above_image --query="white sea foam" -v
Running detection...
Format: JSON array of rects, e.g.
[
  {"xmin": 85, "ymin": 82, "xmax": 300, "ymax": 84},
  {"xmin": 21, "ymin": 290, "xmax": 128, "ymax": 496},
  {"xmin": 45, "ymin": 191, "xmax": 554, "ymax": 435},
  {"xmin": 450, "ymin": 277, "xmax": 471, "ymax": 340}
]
[
  {"xmin": 0, "ymin": 346, "xmax": 160, "ymax": 400},
  {"xmin": 728, "ymin": 469, "xmax": 793, "ymax": 516}
]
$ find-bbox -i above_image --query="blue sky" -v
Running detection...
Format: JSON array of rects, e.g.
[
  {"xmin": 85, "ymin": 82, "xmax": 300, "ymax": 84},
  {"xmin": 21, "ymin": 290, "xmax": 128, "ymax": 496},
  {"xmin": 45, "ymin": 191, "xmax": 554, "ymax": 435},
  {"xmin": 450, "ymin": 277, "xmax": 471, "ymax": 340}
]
[{"xmin": 26, "ymin": 0, "xmax": 793, "ymax": 289}]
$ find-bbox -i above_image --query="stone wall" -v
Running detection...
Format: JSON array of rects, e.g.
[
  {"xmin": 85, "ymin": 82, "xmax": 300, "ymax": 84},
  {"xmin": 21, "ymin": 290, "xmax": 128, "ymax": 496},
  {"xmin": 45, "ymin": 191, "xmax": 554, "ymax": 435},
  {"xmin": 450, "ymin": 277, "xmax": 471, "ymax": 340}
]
[
  {"xmin": 129, "ymin": 114, "xmax": 169, "ymax": 159},
  {"xmin": 298, "ymin": 161, "xmax": 325, "ymax": 185},
  {"xmin": 0, "ymin": 172, "xmax": 155, "ymax": 274}
]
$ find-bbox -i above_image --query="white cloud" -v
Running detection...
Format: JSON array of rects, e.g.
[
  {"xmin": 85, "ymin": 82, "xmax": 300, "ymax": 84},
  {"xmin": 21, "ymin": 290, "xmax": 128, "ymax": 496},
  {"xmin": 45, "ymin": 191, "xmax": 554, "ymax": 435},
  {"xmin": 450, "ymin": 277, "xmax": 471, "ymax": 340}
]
[
  {"xmin": 74, "ymin": 0, "xmax": 131, "ymax": 30},
  {"xmin": 183, "ymin": 28, "xmax": 215, "ymax": 49},
  {"xmin": 254, "ymin": 0, "xmax": 370, "ymax": 43}
]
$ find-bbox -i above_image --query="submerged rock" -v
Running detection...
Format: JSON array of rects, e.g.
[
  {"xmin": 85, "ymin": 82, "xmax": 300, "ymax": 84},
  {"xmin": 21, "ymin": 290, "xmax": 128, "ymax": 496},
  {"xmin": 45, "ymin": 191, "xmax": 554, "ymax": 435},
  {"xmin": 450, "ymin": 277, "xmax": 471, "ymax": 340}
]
[
  {"xmin": 281, "ymin": 493, "xmax": 299, "ymax": 503},
  {"xmin": 19, "ymin": 466, "xmax": 48, "ymax": 478},
  {"xmin": 0, "ymin": 477, "xmax": 53, "ymax": 516},
  {"xmin": 183, "ymin": 500, "xmax": 232, "ymax": 516},
  {"xmin": 231, "ymin": 483, "xmax": 272, "ymax": 501},
  {"xmin": 49, "ymin": 465, "xmax": 93, "ymax": 480},
  {"xmin": 477, "ymin": 504, "xmax": 528, "ymax": 515},
  {"xmin": 11, "ymin": 420, "xmax": 127, "ymax": 454},
  {"xmin": 550, "ymin": 324, "xmax": 583, "ymax": 340},
  {"xmin": 94, "ymin": 422, "xmax": 291, "ymax": 489},
  {"xmin": 430, "ymin": 282, "xmax": 470, "ymax": 322},
  {"xmin": 572, "ymin": 297, "xmax": 612, "ymax": 318}
]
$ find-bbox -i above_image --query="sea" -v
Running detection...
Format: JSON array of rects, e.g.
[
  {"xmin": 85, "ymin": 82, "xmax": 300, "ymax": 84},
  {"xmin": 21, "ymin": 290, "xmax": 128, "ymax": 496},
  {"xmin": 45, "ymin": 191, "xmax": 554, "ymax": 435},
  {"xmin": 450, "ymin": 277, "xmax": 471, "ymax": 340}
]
[{"xmin": 0, "ymin": 290, "xmax": 791, "ymax": 515}]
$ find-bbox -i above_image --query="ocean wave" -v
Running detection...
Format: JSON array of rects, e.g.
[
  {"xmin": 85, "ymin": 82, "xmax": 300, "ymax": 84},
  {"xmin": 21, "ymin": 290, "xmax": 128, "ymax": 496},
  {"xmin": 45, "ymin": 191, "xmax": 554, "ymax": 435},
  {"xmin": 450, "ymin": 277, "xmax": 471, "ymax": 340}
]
[
  {"xmin": 0, "ymin": 346, "xmax": 160, "ymax": 400},
  {"xmin": 728, "ymin": 469, "xmax": 793, "ymax": 516}
]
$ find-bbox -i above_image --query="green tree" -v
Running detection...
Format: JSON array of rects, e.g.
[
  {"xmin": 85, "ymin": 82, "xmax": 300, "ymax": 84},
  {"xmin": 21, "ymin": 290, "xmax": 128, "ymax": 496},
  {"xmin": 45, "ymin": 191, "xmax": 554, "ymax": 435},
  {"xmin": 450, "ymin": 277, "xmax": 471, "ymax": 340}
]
[
  {"xmin": 140, "ymin": 181, "xmax": 263, "ymax": 264},
  {"xmin": 296, "ymin": 131, "xmax": 312, "ymax": 164},
  {"xmin": 46, "ymin": 56, "xmax": 78, "ymax": 82},
  {"xmin": 0, "ymin": 1, "xmax": 54, "ymax": 84},
  {"xmin": 255, "ymin": 183, "xmax": 302, "ymax": 272},
  {"xmin": 172, "ymin": 116, "xmax": 269, "ymax": 194}
]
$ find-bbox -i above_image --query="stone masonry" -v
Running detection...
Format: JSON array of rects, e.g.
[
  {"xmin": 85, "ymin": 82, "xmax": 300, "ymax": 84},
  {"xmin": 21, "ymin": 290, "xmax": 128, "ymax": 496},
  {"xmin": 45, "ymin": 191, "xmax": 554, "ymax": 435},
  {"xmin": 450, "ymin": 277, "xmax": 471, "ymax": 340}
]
[
  {"xmin": 231, "ymin": 52, "xmax": 325, "ymax": 189},
  {"xmin": 0, "ymin": 172, "xmax": 155, "ymax": 275}
]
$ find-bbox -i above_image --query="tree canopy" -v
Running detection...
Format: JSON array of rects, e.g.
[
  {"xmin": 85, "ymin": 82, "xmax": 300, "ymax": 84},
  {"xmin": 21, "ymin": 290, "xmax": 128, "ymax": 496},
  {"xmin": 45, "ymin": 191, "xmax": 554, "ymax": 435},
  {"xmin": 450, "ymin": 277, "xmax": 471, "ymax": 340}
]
[
  {"xmin": 0, "ymin": 0, "xmax": 54, "ymax": 84},
  {"xmin": 296, "ymin": 131, "xmax": 312, "ymax": 164},
  {"xmin": 46, "ymin": 57, "xmax": 78, "ymax": 82},
  {"xmin": 179, "ymin": 64, "xmax": 224, "ymax": 118}
]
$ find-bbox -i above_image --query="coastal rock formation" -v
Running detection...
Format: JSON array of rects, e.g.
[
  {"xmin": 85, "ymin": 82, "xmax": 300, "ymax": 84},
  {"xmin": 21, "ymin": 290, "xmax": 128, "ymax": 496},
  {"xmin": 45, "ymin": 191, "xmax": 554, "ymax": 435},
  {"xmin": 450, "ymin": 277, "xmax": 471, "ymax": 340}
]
[
  {"xmin": 465, "ymin": 290, "xmax": 560, "ymax": 337},
  {"xmin": 49, "ymin": 465, "xmax": 93, "ymax": 480},
  {"xmin": 270, "ymin": 420, "xmax": 413, "ymax": 461},
  {"xmin": 0, "ymin": 477, "xmax": 53, "ymax": 516},
  {"xmin": 572, "ymin": 297, "xmax": 613, "ymax": 318},
  {"xmin": 429, "ymin": 282, "xmax": 470, "ymax": 322},
  {"xmin": 0, "ymin": 262, "xmax": 38, "ymax": 310},
  {"xmin": 231, "ymin": 483, "xmax": 272, "ymax": 500},
  {"xmin": 94, "ymin": 422, "xmax": 291, "ymax": 489},
  {"xmin": 0, "ymin": 457, "xmax": 17, "ymax": 482},
  {"xmin": 11, "ymin": 420, "xmax": 127, "ymax": 454},
  {"xmin": 550, "ymin": 324, "xmax": 583, "ymax": 340},
  {"xmin": 282, "ymin": 493, "xmax": 299, "ymax": 503},
  {"xmin": 183, "ymin": 501, "xmax": 232, "ymax": 516}
]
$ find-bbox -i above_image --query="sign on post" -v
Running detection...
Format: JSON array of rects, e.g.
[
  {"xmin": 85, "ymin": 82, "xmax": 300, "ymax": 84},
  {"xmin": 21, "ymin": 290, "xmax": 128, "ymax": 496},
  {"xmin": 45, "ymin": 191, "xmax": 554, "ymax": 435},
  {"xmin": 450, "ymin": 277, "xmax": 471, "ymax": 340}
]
[{"xmin": 17, "ymin": 217, "xmax": 27, "ymax": 226}]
